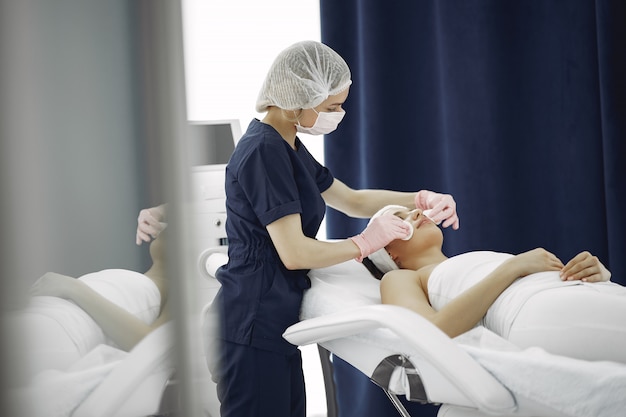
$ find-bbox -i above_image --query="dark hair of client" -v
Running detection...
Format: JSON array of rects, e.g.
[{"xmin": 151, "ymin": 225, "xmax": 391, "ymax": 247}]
[{"xmin": 362, "ymin": 257, "xmax": 384, "ymax": 280}]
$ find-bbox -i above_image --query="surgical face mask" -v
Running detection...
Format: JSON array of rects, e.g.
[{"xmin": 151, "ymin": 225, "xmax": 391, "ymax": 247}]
[{"xmin": 296, "ymin": 109, "xmax": 345, "ymax": 135}]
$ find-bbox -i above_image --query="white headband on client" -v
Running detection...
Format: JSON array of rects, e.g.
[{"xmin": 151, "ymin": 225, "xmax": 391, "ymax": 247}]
[{"xmin": 366, "ymin": 205, "xmax": 412, "ymax": 274}]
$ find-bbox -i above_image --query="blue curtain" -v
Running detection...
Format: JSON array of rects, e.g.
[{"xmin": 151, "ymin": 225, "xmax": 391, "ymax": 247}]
[{"xmin": 320, "ymin": 1, "xmax": 625, "ymax": 416}]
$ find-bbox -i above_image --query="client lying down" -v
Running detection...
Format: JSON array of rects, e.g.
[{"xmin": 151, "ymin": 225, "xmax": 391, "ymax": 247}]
[
  {"xmin": 370, "ymin": 205, "xmax": 626, "ymax": 364},
  {"xmin": 4, "ymin": 230, "xmax": 169, "ymax": 387}
]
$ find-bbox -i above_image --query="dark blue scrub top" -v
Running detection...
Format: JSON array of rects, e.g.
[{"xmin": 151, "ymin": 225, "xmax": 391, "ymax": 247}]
[{"xmin": 215, "ymin": 119, "xmax": 334, "ymax": 354}]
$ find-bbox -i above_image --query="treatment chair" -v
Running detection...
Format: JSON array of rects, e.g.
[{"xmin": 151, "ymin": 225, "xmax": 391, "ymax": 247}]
[{"xmin": 201, "ymin": 251, "xmax": 626, "ymax": 417}]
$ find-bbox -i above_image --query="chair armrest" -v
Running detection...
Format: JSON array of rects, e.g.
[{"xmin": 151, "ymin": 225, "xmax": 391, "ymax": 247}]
[
  {"xmin": 283, "ymin": 305, "xmax": 515, "ymax": 414},
  {"xmin": 72, "ymin": 322, "xmax": 176, "ymax": 417}
]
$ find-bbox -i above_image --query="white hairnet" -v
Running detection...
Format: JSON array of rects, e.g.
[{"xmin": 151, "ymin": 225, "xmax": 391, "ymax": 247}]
[{"xmin": 256, "ymin": 41, "xmax": 352, "ymax": 112}]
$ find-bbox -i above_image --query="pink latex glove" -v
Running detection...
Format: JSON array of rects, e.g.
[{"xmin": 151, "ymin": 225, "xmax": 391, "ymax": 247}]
[
  {"xmin": 414, "ymin": 190, "xmax": 460, "ymax": 229},
  {"xmin": 350, "ymin": 212, "xmax": 412, "ymax": 262},
  {"xmin": 136, "ymin": 205, "xmax": 166, "ymax": 245}
]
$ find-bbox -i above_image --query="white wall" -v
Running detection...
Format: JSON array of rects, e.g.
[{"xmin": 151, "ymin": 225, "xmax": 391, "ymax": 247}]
[{"xmin": 181, "ymin": 0, "xmax": 325, "ymax": 164}]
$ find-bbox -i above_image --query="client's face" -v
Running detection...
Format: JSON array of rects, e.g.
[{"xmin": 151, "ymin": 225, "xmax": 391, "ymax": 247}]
[
  {"xmin": 399, "ymin": 208, "xmax": 434, "ymax": 230},
  {"xmin": 386, "ymin": 208, "xmax": 443, "ymax": 268}
]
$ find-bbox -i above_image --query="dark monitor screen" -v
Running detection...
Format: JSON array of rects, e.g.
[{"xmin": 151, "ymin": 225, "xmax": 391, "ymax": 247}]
[{"xmin": 188, "ymin": 120, "xmax": 240, "ymax": 166}]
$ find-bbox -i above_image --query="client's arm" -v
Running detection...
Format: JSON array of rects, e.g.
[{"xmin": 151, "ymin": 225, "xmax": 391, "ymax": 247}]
[
  {"xmin": 30, "ymin": 272, "xmax": 169, "ymax": 351},
  {"xmin": 380, "ymin": 248, "xmax": 564, "ymax": 338}
]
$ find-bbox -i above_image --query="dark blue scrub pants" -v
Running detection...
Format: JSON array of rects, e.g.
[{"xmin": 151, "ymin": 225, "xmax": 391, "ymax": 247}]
[{"xmin": 214, "ymin": 340, "xmax": 306, "ymax": 417}]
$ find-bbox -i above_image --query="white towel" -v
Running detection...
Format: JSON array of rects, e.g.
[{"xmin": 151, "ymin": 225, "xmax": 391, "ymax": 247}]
[
  {"xmin": 456, "ymin": 327, "xmax": 626, "ymax": 417},
  {"xmin": 8, "ymin": 344, "xmax": 127, "ymax": 417},
  {"xmin": 25, "ymin": 269, "xmax": 161, "ymax": 356}
]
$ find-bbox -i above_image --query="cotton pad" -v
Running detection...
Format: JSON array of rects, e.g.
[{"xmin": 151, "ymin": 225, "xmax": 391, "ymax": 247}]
[
  {"xmin": 422, "ymin": 209, "xmax": 436, "ymax": 223},
  {"xmin": 402, "ymin": 220, "xmax": 414, "ymax": 240}
]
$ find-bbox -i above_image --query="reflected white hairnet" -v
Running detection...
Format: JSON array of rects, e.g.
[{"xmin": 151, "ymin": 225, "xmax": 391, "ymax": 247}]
[{"xmin": 256, "ymin": 41, "xmax": 352, "ymax": 112}]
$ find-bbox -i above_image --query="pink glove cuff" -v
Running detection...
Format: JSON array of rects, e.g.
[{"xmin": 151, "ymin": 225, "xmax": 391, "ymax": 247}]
[{"xmin": 350, "ymin": 234, "xmax": 370, "ymax": 263}]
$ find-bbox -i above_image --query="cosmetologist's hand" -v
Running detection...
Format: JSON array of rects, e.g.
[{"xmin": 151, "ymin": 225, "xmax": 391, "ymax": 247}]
[
  {"xmin": 414, "ymin": 190, "xmax": 459, "ymax": 230},
  {"xmin": 351, "ymin": 212, "xmax": 412, "ymax": 261},
  {"xmin": 560, "ymin": 251, "xmax": 611, "ymax": 282}
]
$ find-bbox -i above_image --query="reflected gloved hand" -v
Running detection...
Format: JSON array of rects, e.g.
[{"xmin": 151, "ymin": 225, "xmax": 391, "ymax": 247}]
[
  {"xmin": 414, "ymin": 190, "xmax": 460, "ymax": 230},
  {"xmin": 136, "ymin": 205, "xmax": 166, "ymax": 245},
  {"xmin": 350, "ymin": 213, "xmax": 411, "ymax": 262}
]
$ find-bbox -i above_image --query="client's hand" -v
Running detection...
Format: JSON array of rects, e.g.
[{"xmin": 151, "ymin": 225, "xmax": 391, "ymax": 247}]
[
  {"xmin": 509, "ymin": 248, "xmax": 564, "ymax": 278},
  {"xmin": 560, "ymin": 251, "xmax": 611, "ymax": 282},
  {"xmin": 350, "ymin": 213, "xmax": 411, "ymax": 262},
  {"xmin": 136, "ymin": 205, "xmax": 166, "ymax": 245},
  {"xmin": 414, "ymin": 190, "xmax": 459, "ymax": 230}
]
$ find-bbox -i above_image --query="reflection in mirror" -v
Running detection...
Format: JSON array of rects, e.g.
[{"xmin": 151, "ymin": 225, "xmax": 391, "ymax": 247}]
[
  {"xmin": 1, "ymin": 231, "xmax": 175, "ymax": 416},
  {"xmin": 0, "ymin": 0, "xmax": 197, "ymax": 416}
]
